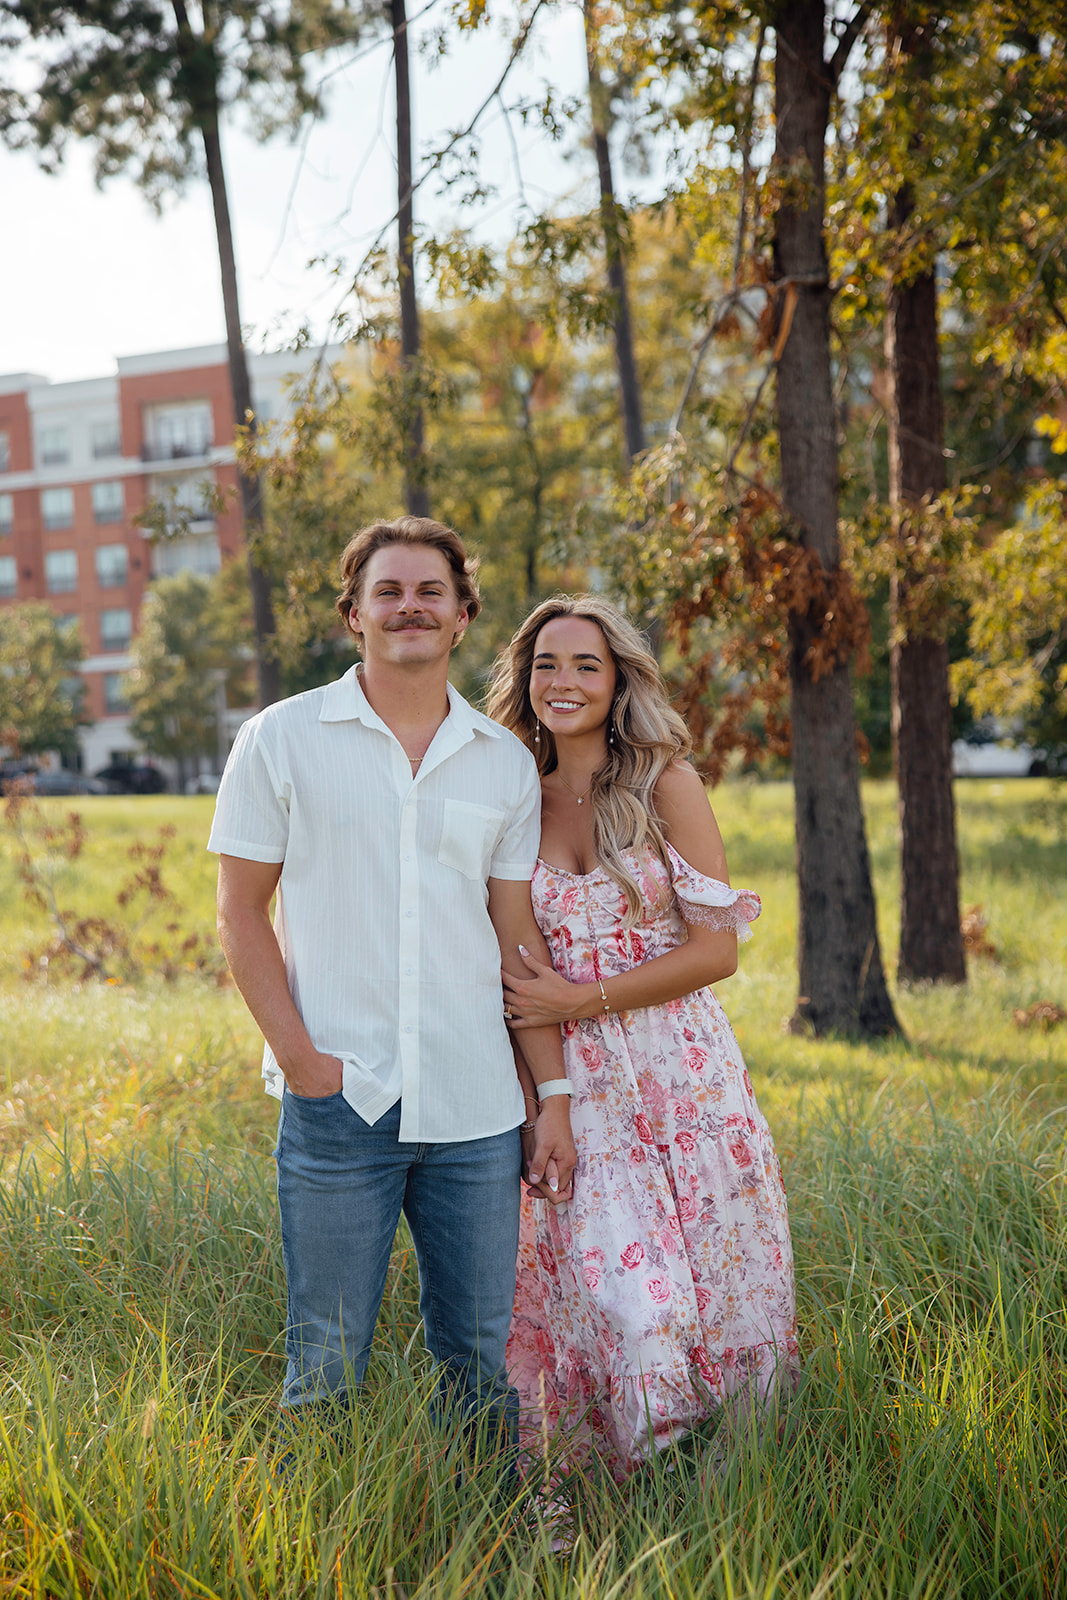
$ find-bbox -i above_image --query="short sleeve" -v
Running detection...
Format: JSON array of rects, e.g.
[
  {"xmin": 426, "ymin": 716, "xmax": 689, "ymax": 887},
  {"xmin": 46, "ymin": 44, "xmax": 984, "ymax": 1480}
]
[
  {"xmin": 207, "ymin": 714, "xmax": 290, "ymax": 863},
  {"xmin": 488, "ymin": 746, "xmax": 541, "ymax": 880},
  {"xmin": 666, "ymin": 841, "xmax": 761, "ymax": 942}
]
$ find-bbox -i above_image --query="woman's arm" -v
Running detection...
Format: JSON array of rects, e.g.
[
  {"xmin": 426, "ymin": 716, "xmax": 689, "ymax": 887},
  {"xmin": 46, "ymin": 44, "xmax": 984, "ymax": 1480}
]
[
  {"xmin": 503, "ymin": 763, "xmax": 740, "ymax": 1029},
  {"xmin": 487, "ymin": 877, "xmax": 577, "ymax": 1201}
]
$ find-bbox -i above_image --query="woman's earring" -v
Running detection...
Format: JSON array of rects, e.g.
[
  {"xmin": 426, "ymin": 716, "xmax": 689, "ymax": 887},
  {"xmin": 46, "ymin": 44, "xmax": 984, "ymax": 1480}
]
[
  {"xmin": 534, "ymin": 721, "xmax": 541, "ymax": 747},
  {"xmin": 608, "ymin": 717, "xmax": 615, "ymax": 747}
]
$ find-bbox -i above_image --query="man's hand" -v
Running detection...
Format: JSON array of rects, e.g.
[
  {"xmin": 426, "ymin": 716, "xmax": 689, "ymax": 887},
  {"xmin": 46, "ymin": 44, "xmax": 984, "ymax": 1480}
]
[
  {"xmin": 283, "ymin": 1050, "xmax": 344, "ymax": 1100},
  {"xmin": 522, "ymin": 1097, "xmax": 576, "ymax": 1204}
]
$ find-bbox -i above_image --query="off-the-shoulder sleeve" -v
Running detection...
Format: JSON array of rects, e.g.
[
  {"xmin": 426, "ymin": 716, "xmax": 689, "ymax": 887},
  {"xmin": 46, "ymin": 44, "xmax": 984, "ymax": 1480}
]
[{"xmin": 665, "ymin": 841, "xmax": 761, "ymax": 942}]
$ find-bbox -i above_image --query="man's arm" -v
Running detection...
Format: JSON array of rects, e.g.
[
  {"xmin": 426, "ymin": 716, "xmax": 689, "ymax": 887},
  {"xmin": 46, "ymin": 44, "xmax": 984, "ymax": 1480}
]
[
  {"xmin": 216, "ymin": 854, "xmax": 342, "ymax": 1099},
  {"xmin": 487, "ymin": 876, "xmax": 576, "ymax": 1204}
]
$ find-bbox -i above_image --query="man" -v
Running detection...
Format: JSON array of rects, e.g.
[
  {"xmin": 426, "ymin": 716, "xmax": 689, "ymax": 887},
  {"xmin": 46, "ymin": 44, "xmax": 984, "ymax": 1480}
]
[{"xmin": 209, "ymin": 516, "xmax": 574, "ymax": 1449}]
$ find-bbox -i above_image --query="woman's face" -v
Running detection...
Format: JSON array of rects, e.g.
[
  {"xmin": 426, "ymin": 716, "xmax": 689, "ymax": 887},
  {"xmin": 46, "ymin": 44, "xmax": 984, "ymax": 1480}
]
[{"xmin": 529, "ymin": 615, "xmax": 617, "ymax": 743}]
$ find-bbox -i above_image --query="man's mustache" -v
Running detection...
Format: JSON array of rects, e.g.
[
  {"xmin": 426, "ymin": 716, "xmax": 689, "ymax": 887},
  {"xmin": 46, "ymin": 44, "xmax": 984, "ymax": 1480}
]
[{"xmin": 386, "ymin": 618, "xmax": 439, "ymax": 631}]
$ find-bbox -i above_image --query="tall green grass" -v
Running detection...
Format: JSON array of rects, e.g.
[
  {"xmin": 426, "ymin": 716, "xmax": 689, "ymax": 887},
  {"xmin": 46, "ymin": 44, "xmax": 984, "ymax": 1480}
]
[{"xmin": 0, "ymin": 780, "xmax": 1064, "ymax": 1595}]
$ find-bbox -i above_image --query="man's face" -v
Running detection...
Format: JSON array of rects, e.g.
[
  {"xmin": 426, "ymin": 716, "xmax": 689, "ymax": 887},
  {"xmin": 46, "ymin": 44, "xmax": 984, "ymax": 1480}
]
[{"xmin": 349, "ymin": 543, "xmax": 469, "ymax": 668}]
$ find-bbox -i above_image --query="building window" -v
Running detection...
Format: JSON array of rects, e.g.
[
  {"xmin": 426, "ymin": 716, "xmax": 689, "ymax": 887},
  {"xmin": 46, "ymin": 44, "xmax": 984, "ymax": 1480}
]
[
  {"xmin": 45, "ymin": 549, "xmax": 78, "ymax": 594},
  {"xmin": 100, "ymin": 608, "xmax": 132, "ymax": 651},
  {"xmin": 38, "ymin": 424, "xmax": 71, "ymax": 466},
  {"xmin": 143, "ymin": 400, "xmax": 213, "ymax": 462},
  {"xmin": 0, "ymin": 431, "xmax": 9, "ymax": 473},
  {"xmin": 41, "ymin": 486, "xmax": 74, "ymax": 530},
  {"xmin": 0, "ymin": 493, "xmax": 12, "ymax": 536},
  {"xmin": 0, "ymin": 555, "xmax": 16, "ymax": 599},
  {"xmin": 104, "ymin": 673, "xmax": 128, "ymax": 714},
  {"xmin": 146, "ymin": 471, "xmax": 217, "ymax": 534},
  {"xmin": 95, "ymin": 542, "xmax": 128, "ymax": 587},
  {"xmin": 151, "ymin": 531, "xmax": 221, "ymax": 578},
  {"xmin": 92, "ymin": 480, "xmax": 125, "ymax": 524},
  {"xmin": 91, "ymin": 419, "xmax": 122, "ymax": 459}
]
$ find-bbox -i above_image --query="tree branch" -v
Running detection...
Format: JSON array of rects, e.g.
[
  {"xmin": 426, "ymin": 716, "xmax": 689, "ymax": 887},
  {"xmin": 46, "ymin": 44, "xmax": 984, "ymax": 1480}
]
[{"xmin": 828, "ymin": 0, "xmax": 876, "ymax": 88}]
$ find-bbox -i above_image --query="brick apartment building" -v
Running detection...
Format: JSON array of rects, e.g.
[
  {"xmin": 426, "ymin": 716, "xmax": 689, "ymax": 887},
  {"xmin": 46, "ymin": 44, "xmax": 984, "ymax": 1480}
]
[{"xmin": 0, "ymin": 342, "xmax": 338, "ymax": 775}]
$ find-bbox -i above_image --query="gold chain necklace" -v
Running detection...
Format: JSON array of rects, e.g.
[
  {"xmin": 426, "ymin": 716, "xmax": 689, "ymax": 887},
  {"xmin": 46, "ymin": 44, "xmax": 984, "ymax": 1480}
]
[{"xmin": 556, "ymin": 772, "xmax": 593, "ymax": 806}]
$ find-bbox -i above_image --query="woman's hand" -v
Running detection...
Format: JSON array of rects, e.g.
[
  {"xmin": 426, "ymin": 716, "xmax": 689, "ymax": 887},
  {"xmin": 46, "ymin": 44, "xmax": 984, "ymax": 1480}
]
[
  {"xmin": 521, "ymin": 1098, "xmax": 576, "ymax": 1204},
  {"xmin": 504, "ymin": 946, "xmax": 596, "ymax": 1028}
]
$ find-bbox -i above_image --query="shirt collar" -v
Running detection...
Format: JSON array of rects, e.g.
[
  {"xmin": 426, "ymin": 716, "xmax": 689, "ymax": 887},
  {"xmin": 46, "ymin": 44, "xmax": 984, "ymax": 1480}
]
[{"xmin": 318, "ymin": 662, "xmax": 503, "ymax": 741}]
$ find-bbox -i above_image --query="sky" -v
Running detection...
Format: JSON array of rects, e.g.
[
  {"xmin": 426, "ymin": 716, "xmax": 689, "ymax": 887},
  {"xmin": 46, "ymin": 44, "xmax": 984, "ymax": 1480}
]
[{"xmin": 2, "ymin": 3, "xmax": 602, "ymax": 387}]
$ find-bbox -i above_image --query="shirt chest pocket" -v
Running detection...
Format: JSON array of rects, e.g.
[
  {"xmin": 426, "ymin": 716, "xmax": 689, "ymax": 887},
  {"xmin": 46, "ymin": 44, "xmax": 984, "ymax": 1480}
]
[{"xmin": 437, "ymin": 799, "xmax": 506, "ymax": 881}]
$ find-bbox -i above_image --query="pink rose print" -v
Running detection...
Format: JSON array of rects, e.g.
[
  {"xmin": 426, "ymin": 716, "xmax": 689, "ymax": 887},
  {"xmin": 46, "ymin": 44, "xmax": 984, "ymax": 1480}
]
[
  {"xmin": 660, "ymin": 1228, "xmax": 678, "ymax": 1257},
  {"xmin": 579, "ymin": 1039, "xmax": 604, "ymax": 1074},
  {"xmin": 647, "ymin": 1277, "xmax": 671, "ymax": 1305},
  {"xmin": 728, "ymin": 1136, "xmax": 753, "ymax": 1167},
  {"xmin": 682, "ymin": 1045, "xmax": 709, "ymax": 1073},
  {"xmin": 628, "ymin": 1144, "xmax": 647, "ymax": 1166},
  {"xmin": 743, "ymin": 1067, "xmax": 753, "ymax": 1096},
  {"xmin": 630, "ymin": 931, "xmax": 646, "ymax": 962},
  {"xmin": 694, "ymin": 1285, "xmax": 712, "ymax": 1315},
  {"xmin": 721, "ymin": 1347, "xmax": 737, "ymax": 1369},
  {"xmin": 634, "ymin": 1113, "xmax": 655, "ymax": 1145},
  {"xmin": 620, "ymin": 1241, "xmax": 645, "ymax": 1270},
  {"xmin": 678, "ymin": 1193, "xmax": 698, "ymax": 1224},
  {"xmin": 537, "ymin": 1240, "xmax": 559, "ymax": 1277},
  {"xmin": 690, "ymin": 1345, "xmax": 715, "ymax": 1382},
  {"xmin": 583, "ymin": 1262, "xmax": 602, "ymax": 1291},
  {"xmin": 674, "ymin": 1129, "xmax": 698, "ymax": 1155},
  {"xmin": 673, "ymin": 1099, "xmax": 698, "ymax": 1124}
]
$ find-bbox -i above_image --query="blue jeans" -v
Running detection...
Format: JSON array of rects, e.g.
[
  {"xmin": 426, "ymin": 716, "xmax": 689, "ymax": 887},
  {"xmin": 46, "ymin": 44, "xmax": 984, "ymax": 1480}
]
[{"xmin": 275, "ymin": 1092, "xmax": 521, "ymax": 1448}]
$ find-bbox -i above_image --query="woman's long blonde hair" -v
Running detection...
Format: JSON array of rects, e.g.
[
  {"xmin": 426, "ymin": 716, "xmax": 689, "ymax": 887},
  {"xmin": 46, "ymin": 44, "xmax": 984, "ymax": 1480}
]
[{"xmin": 486, "ymin": 595, "xmax": 691, "ymax": 921}]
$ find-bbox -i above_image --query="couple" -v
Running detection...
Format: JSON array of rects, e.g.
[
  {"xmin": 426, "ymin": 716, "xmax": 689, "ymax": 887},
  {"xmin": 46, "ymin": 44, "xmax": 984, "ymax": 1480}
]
[{"xmin": 209, "ymin": 514, "xmax": 797, "ymax": 1482}]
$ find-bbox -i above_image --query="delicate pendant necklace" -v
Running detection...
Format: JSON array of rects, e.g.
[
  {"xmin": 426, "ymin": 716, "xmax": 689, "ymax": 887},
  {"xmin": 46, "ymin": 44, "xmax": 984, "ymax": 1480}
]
[{"xmin": 557, "ymin": 772, "xmax": 592, "ymax": 806}]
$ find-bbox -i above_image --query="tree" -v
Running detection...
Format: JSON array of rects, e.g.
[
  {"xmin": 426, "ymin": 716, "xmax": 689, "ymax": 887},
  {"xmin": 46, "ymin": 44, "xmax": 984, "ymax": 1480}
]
[
  {"xmin": 952, "ymin": 481, "xmax": 1067, "ymax": 770},
  {"xmin": 0, "ymin": 603, "xmax": 87, "ymax": 761},
  {"xmin": 767, "ymin": 0, "xmax": 900, "ymax": 1036},
  {"xmin": 881, "ymin": 5, "xmax": 966, "ymax": 983},
  {"xmin": 123, "ymin": 570, "xmax": 254, "ymax": 785},
  {"xmin": 0, "ymin": 0, "xmax": 355, "ymax": 708},
  {"xmin": 391, "ymin": 0, "xmax": 429, "ymax": 516},
  {"xmin": 583, "ymin": 0, "xmax": 647, "ymax": 471}
]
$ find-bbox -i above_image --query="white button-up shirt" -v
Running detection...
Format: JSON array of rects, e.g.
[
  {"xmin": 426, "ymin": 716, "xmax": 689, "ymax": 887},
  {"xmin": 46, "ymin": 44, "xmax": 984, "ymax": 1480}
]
[{"xmin": 208, "ymin": 664, "xmax": 541, "ymax": 1142}]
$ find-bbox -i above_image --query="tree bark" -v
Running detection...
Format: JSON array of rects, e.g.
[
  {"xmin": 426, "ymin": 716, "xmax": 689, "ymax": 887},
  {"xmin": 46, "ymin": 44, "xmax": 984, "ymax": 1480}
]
[
  {"xmin": 583, "ymin": 0, "xmax": 646, "ymax": 469},
  {"xmin": 171, "ymin": 0, "xmax": 280, "ymax": 708},
  {"xmin": 885, "ymin": 21, "xmax": 966, "ymax": 985},
  {"xmin": 201, "ymin": 117, "xmax": 281, "ymax": 709},
  {"xmin": 392, "ymin": 0, "xmax": 430, "ymax": 518},
  {"xmin": 772, "ymin": 0, "xmax": 900, "ymax": 1036}
]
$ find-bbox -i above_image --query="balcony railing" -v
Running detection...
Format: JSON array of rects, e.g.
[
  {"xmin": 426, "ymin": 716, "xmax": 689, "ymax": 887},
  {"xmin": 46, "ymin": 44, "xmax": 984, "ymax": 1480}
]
[{"xmin": 141, "ymin": 440, "xmax": 213, "ymax": 463}]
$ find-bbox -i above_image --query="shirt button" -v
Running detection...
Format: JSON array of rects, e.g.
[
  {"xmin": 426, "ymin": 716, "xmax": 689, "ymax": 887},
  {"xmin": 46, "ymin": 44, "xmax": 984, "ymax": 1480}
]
[
  {"xmin": 404, "ymin": 1025, "xmax": 414, "ymax": 1034},
  {"xmin": 405, "ymin": 967, "xmax": 415, "ymax": 976},
  {"xmin": 404, "ymin": 853, "xmax": 413, "ymax": 862},
  {"xmin": 404, "ymin": 908, "xmax": 415, "ymax": 918}
]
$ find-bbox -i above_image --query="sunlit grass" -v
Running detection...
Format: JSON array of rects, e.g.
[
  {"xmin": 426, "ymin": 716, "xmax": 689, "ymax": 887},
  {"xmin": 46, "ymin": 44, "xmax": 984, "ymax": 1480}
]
[{"xmin": 0, "ymin": 780, "xmax": 1065, "ymax": 1594}]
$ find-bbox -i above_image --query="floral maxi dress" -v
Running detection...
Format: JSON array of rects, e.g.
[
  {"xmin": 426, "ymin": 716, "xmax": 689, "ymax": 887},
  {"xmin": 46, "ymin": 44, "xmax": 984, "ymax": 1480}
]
[{"xmin": 507, "ymin": 843, "xmax": 798, "ymax": 1479}]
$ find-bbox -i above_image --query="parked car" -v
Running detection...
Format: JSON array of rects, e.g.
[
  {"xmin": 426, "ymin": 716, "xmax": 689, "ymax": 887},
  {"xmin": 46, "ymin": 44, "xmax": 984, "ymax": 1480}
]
[
  {"xmin": 24, "ymin": 767, "xmax": 109, "ymax": 796},
  {"xmin": 951, "ymin": 737, "xmax": 1048, "ymax": 778},
  {"xmin": 183, "ymin": 773, "xmax": 221, "ymax": 795},
  {"xmin": 94, "ymin": 762, "xmax": 168, "ymax": 795}
]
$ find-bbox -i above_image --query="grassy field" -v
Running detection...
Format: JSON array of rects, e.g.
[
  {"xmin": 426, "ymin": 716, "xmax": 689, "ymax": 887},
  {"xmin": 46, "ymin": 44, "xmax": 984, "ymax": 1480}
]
[{"xmin": 0, "ymin": 780, "xmax": 1064, "ymax": 1597}]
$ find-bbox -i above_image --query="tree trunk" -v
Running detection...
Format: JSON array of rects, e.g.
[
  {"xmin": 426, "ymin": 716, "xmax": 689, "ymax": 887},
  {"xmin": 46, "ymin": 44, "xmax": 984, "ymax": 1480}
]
[
  {"xmin": 201, "ymin": 117, "xmax": 281, "ymax": 708},
  {"xmin": 170, "ymin": 0, "xmax": 279, "ymax": 708},
  {"xmin": 583, "ymin": 0, "xmax": 646, "ymax": 469},
  {"xmin": 885, "ymin": 27, "xmax": 967, "ymax": 984},
  {"xmin": 392, "ymin": 0, "xmax": 430, "ymax": 518},
  {"xmin": 772, "ymin": 0, "xmax": 900, "ymax": 1036}
]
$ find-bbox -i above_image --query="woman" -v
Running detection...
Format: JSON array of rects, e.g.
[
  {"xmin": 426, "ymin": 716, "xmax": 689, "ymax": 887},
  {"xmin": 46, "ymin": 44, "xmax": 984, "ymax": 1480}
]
[{"xmin": 487, "ymin": 596, "xmax": 798, "ymax": 1482}]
